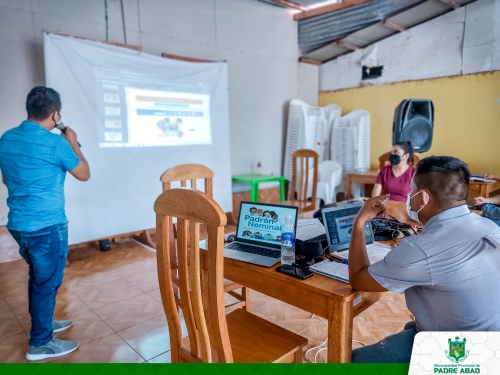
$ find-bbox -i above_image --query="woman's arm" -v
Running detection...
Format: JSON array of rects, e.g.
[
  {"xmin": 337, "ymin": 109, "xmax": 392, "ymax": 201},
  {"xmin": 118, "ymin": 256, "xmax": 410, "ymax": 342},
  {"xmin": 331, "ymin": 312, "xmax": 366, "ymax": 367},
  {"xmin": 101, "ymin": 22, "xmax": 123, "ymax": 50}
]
[
  {"xmin": 372, "ymin": 183, "xmax": 382, "ymax": 198},
  {"xmin": 474, "ymin": 195, "xmax": 500, "ymax": 206}
]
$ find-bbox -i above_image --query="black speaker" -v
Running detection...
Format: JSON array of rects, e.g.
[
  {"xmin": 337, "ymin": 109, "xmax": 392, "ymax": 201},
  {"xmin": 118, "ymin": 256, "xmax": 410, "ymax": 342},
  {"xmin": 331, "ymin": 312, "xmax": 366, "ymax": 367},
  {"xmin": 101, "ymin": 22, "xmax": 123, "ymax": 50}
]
[
  {"xmin": 99, "ymin": 239, "xmax": 111, "ymax": 252},
  {"xmin": 392, "ymin": 99, "xmax": 434, "ymax": 153}
]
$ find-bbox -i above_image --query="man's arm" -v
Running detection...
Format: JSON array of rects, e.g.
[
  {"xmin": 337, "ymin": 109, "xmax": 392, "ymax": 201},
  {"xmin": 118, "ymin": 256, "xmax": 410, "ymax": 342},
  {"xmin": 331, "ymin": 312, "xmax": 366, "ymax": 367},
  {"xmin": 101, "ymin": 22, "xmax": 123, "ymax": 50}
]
[
  {"xmin": 61, "ymin": 127, "xmax": 90, "ymax": 181},
  {"xmin": 348, "ymin": 196, "xmax": 389, "ymax": 292}
]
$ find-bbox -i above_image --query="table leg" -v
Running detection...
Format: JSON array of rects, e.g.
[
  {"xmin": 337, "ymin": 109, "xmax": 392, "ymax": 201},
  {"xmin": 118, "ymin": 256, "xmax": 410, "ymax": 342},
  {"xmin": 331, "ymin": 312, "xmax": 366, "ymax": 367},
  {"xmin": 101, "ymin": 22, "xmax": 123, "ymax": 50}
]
[
  {"xmin": 480, "ymin": 185, "xmax": 488, "ymax": 198},
  {"xmin": 251, "ymin": 182, "xmax": 259, "ymax": 202},
  {"xmin": 279, "ymin": 178, "xmax": 285, "ymax": 202},
  {"xmin": 345, "ymin": 176, "xmax": 353, "ymax": 200},
  {"xmin": 327, "ymin": 297, "xmax": 353, "ymax": 363}
]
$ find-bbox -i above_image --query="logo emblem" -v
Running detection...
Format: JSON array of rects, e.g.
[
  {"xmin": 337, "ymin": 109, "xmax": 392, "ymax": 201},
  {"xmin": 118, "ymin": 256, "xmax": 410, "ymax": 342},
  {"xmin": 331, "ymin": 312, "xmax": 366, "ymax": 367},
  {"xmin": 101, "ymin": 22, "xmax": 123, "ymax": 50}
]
[{"xmin": 445, "ymin": 336, "xmax": 469, "ymax": 363}]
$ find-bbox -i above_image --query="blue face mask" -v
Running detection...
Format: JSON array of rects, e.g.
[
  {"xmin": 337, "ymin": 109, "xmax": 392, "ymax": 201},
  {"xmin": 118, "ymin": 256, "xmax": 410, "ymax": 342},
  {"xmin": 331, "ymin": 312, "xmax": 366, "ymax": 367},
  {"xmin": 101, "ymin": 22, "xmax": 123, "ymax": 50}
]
[{"xmin": 406, "ymin": 191, "xmax": 425, "ymax": 224}]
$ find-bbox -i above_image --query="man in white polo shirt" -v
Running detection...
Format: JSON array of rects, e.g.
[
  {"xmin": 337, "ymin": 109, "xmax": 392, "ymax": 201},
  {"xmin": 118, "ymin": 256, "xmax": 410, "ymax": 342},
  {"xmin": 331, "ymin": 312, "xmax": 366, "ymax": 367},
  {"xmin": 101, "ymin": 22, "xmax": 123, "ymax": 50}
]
[{"xmin": 348, "ymin": 156, "xmax": 500, "ymax": 363}]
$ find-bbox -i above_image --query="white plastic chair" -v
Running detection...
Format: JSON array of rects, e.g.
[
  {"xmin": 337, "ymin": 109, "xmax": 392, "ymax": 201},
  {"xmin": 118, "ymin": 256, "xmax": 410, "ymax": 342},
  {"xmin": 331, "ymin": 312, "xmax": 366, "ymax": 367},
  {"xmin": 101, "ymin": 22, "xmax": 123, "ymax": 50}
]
[{"xmin": 315, "ymin": 161, "xmax": 342, "ymax": 206}]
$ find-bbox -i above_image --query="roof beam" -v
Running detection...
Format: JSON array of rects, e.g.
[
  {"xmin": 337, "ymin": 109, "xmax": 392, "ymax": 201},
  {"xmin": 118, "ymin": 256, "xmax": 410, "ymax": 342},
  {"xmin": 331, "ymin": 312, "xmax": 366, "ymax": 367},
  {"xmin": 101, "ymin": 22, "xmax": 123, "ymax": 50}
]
[
  {"xmin": 299, "ymin": 57, "xmax": 322, "ymax": 66},
  {"xmin": 384, "ymin": 20, "xmax": 406, "ymax": 32},
  {"xmin": 293, "ymin": 0, "xmax": 373, "ymax": 21},
  {"xmin": 336, "ymin": 40, "xmax": 359, "ymax": 50},
  {"xmin": 270, "ymin": 0, "xmax": 308, "ymax": 11},
  {"xmin": 440, "ymin": 0, "xmax": 460, "ymax": 9}
]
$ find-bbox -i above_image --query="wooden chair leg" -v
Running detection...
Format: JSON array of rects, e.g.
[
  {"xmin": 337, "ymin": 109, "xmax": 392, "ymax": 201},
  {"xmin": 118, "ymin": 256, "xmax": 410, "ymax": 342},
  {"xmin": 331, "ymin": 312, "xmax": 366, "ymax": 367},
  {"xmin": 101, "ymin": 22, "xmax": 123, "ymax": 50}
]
[{"xmin": 242, "ymin": 287, "xmax": 251, "ymax": 312}]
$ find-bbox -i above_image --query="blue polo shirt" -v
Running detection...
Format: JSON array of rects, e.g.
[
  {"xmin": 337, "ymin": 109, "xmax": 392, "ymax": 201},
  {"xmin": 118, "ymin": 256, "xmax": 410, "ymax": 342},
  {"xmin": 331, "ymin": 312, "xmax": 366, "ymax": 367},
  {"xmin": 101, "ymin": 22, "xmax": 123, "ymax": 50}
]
[{"xmin": 0, "ymin": 121, "xmax": 80, "ymax": 232}]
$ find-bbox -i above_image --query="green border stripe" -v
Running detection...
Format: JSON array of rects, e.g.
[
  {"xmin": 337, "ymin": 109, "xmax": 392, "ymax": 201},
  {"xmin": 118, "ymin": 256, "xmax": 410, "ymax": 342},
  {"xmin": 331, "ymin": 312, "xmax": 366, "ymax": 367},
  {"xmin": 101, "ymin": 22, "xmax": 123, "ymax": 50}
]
[{"xmin": 0, "ymin": 364, "xmax": 410, "ymax": 375}]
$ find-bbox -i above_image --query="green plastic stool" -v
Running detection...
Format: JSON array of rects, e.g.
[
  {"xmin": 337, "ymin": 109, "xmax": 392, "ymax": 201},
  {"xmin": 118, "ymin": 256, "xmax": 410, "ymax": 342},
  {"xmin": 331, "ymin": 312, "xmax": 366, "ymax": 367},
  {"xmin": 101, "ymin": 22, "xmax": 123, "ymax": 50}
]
[{"xmin": 232, "ymin": 174, "xmax": 286, "ymax": 202}]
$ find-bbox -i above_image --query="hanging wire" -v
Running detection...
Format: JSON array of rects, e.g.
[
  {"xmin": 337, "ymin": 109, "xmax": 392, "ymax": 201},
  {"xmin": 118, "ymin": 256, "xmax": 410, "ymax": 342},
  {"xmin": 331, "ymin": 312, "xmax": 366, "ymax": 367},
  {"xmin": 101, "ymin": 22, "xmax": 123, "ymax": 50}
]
[{"xmin": 104, "ymin": 0, "xmax": 109, "ymax": 41}]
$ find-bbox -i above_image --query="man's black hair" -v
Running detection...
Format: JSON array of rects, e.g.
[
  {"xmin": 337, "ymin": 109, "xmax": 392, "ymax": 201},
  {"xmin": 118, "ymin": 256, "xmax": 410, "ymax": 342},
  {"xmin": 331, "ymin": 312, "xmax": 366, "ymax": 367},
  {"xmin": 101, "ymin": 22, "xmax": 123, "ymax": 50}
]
[
  {"xmin": 414, "ymin": 156, "xmax": 470, "ymax": 206},
  {"xmin": 26, "ymin": 86, "xmax": 61, "ymax": 121}
]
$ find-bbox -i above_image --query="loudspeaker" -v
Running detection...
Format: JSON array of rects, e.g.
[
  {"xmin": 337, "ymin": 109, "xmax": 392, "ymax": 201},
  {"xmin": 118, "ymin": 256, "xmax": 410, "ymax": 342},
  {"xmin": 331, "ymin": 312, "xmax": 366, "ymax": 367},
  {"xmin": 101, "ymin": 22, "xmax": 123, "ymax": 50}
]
[
  {"xmin": 392, "ymin": 99, "xmax": 434, "ymax": 153},
  {"xmin": 99, "ymin": 239, "xmax": 111, "ymax": 252}
]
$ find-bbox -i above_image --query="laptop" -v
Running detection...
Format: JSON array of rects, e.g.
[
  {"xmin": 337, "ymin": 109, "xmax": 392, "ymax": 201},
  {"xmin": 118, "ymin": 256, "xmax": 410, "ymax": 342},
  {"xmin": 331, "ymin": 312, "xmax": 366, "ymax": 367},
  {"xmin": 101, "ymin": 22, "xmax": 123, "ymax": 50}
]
[
  {"xmin": 321, "ymin": 203, "xmax": 391, "ymax": 264},
  {"xmin": 224, "ymin": 202, "xmax": 299, "ymax": 267}
]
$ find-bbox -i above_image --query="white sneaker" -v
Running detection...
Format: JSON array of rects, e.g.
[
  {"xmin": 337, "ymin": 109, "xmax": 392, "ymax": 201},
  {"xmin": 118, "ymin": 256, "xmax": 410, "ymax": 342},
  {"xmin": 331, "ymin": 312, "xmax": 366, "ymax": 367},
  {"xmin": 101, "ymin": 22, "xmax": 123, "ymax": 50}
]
[{"xmin": 26, "ymin": 337, "xmax": 79, "ymax": 361}]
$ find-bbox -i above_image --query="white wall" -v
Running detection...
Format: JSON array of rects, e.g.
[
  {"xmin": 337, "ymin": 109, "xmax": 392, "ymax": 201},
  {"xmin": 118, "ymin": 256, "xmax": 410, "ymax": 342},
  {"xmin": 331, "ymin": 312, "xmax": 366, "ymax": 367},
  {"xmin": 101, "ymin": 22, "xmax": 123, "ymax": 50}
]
[
  {"xmin": 0, "ymin": 0, "xmax": 318, "ymax": 181},
  {"xmin": 320, "ymin": 0, "xmax": 500, "ymax": 91}
]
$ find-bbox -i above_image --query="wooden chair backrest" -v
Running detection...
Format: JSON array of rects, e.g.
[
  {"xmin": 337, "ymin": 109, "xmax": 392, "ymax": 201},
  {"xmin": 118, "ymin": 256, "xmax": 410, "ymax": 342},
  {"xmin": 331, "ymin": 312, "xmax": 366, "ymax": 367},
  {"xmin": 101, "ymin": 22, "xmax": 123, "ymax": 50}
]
[
  {"xmin": 160, "ymin": 164, "xmax": 214, "ymax": 197},
  {"xmin": 154, "ymin": 188, "xmax": 231, "ymax": 363},
  {"xmin": 378, "ymin": 151, "xmax": 420, "ymax": 170},
  {"xmin": 289, "ymin": 149, "xmax": 319, "ymax": 202}
]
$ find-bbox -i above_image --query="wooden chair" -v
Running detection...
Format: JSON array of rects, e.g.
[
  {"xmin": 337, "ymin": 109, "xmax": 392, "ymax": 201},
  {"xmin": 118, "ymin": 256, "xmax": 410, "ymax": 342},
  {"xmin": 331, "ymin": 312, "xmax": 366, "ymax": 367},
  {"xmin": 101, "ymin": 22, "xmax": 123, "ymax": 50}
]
[
  {"xmin": 283, "ymin": 149, "xmax": 319, "ymax": 214},
  {"xmin": 160, "ymin": 163, "xmax": 250, "ymax": 314},
  {"xmin": 378, "ymin": 152, "xmax": 420, "ymax": 169},
  {"xmin": 154, "ymin": 188, "xmax": 307, "ymax": 363}
]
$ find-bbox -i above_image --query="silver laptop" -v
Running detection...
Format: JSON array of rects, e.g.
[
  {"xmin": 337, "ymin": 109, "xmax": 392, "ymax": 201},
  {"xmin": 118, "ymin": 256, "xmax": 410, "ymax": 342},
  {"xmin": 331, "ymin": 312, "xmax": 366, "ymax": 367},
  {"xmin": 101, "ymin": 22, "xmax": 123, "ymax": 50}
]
[
  {"xmin": 321, "ymin": 203, "xmax": 391, "ymax": 264},
  {"xmin": 224, "ymin": 202, "xmax": 299, "ymax": 267}
]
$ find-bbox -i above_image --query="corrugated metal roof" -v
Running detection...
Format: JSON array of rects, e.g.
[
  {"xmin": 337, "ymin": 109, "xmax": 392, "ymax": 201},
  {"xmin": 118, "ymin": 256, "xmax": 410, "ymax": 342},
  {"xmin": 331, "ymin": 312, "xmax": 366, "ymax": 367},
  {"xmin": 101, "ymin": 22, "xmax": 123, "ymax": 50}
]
[
  {"xmin": 298, "ymin": 0, "xmax": 425, "ymax": 54},
  {"xmin": 254, "ymin": 0, "xmax": 477, "ymax": 64}
]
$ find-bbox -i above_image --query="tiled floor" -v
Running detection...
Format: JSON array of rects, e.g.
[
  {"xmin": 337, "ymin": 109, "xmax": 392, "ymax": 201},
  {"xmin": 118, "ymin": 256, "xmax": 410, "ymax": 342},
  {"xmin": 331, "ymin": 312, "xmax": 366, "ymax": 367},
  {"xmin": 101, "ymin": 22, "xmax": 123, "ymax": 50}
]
[{"xmin": 0, "ymin": 238, "xmax": 411, "ymax": 363}]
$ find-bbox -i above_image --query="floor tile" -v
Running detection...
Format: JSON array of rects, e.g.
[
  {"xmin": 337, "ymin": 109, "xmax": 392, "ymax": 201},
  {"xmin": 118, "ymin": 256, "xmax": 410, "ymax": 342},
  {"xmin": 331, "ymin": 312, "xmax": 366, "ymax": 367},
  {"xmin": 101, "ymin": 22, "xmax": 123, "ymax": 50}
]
[
  {"xmin": 105, "ymin": 258, "xmax": 157, "ymax": 279},
  {"xmin": 147, "ymin": 288, "xmax": 162, "ymax": 303},
  {"xmin": 51, "ymin": 333, "xmax": 144, "ymax": 363},
  {"xmin": 55, "ymin": 310, "xmax": 115, "ymax": 346},
  {"xmin": 63, "ymin": 268, "xmax": 123, "ymax": 293},
  {"xmin": 73, "ymin": 280, "xmax": 144, "ymax": 310},
  {"xmin": 116, "ymin": 314, "xmax": 172, "ymax": 361},
  {"xmin": 148, "ymin": 350, "xmax": 171, "ymax": 363},
  {"xmin": 0, "ymin": 259, "xmax": 27, "ymax": 277},
  {"xmin": 0, "ymin": 296, "xmax": 11, "ymax": 313},
  {"xmin": 0, "ymin": 270, "xmax": 28, "ymax": 297},
  {"xmin": 0, "ymin": 332, "xmax": 29, "ymax": 363},
  {"xmin": 94, "ymin": 294, "xmax": 164, "ymax": 332},
  {"xmin": 0, "ymin": 308, "xmax": 25, "ymax": 340},
  {"xmin": 125, "ymin": 270, "xmax": 160, "ymax": 293}
]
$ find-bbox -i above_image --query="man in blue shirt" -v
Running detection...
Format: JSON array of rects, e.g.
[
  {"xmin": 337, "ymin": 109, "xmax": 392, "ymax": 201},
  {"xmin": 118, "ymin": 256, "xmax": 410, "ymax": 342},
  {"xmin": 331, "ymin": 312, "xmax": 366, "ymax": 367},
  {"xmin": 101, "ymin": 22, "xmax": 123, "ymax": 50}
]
[
  {"xmin": 0, "ymin": 86, "xmax": 90, "ymax": 361},
  {"xmin": 348, "ymin": 156, "xmax": 500, "ymax": 363}
]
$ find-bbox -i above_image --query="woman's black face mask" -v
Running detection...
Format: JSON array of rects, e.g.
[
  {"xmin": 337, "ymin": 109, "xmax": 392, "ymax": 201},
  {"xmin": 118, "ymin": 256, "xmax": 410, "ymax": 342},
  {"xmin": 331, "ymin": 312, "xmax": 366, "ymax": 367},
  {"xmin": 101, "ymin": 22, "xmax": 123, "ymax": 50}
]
[{"xmin": 389, "ymin": 154, "xmax": 402, "ymax": 166}]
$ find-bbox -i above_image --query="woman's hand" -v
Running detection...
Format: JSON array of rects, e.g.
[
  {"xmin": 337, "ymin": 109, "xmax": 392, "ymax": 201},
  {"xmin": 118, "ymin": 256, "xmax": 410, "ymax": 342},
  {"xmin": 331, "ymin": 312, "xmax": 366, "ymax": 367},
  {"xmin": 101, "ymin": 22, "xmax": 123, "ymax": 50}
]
[
  {"xmin": 484, "ymin": 174, "xmax": 498, "ymax": 181},
  {"xmin": 355, "ymin": 194, "xmax": 390, "ymax": 224},
  {"xmin": 474, "ymin": 196, "xmax": 490, "ymax": 206}
]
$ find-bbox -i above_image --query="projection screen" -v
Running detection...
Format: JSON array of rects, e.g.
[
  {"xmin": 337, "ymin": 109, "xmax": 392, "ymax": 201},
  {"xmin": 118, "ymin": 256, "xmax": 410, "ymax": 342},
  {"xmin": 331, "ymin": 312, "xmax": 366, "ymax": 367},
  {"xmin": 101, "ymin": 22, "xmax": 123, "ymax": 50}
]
[{"xmin": 41, "ymin": 33, "xmax": 232, "ymax": 244}]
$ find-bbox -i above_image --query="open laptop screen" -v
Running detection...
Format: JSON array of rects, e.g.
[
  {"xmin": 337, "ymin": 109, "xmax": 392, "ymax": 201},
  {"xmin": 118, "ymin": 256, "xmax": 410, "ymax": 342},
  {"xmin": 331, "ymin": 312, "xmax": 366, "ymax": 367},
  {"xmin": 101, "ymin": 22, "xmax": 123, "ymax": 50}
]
[
  {"xmin": 236, "ymin": 202, "xmax": 298, "ymax": 249},
  {"xmin": 322, "ymin": 204, "xmax": 374, "ymax": 252}
]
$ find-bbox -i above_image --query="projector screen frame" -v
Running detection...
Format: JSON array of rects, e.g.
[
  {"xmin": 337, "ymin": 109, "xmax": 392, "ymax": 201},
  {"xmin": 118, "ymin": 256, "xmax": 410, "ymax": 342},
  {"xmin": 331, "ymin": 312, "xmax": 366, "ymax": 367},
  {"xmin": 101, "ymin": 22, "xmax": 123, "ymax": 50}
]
[{"xmin": 43, "ymin": 33, "xmax": 233, "ymax": 245}]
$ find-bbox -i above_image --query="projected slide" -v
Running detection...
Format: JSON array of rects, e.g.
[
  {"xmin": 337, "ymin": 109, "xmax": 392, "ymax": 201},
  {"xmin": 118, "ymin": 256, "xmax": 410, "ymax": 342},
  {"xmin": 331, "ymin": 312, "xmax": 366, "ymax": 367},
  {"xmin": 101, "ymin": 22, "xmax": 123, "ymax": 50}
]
[
  {"xmin": 95, "ymin": 68, "xmax": 212, "ymax": 148},
  {"xmin": 125, "ymin": 88, "xmax": 211, "ymax": 147}
]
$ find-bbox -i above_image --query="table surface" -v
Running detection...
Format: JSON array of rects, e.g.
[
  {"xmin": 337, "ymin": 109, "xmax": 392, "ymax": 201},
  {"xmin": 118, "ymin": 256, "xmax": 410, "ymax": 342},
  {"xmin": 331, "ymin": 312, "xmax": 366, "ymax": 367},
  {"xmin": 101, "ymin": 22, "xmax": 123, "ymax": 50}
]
[
  {"xmin": 232, "ymin": 174, "xmax": 286, "ymax": 183},
  {"xmin": 223, "ymin": 200, "xmax": 413, "ymax": 363}
]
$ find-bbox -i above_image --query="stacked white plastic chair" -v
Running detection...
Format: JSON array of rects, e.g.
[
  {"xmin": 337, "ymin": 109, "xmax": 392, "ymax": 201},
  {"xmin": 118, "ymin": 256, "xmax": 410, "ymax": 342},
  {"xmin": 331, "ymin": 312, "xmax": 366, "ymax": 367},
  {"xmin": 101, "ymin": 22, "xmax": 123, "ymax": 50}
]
[
  {"xmin": 315, "ymin": 161, "xmax": 342, "ymax": 206},
  {"xmin": 283, "ymin": 100, "xmax": 340, "ymax": 181},
  {"xmin": 330, "ymin": 110, "xmax": 371, "ymax": 198}
]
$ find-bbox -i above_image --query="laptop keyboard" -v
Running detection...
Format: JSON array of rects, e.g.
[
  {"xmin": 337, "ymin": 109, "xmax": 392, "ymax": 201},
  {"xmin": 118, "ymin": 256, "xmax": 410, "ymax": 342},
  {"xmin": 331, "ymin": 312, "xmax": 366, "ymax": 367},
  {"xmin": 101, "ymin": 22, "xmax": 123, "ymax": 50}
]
[
  {"xmin": 226, "ymin": 243, "xmax": 281, "ymax": 259},
  {"xmin": 366, "ymin": 242, "xmax": 391, "ymax": 255}
]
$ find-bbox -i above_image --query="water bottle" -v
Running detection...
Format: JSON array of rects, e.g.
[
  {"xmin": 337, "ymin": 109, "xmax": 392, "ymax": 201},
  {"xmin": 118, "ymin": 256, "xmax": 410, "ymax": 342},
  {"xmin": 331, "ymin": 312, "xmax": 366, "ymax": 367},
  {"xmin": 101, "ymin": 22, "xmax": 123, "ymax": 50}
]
[{"xmin": 281, "ymin": 215, "xmax": 295, "ymax": 265}]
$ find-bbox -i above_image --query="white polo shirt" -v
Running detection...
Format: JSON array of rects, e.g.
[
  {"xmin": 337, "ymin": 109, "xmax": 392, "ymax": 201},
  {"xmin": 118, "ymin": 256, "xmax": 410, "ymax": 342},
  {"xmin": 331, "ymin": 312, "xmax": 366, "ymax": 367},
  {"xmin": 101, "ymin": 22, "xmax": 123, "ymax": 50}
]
[{"xmin": 369, "ymin": 205, "xmax": 500, "ymax": 332}]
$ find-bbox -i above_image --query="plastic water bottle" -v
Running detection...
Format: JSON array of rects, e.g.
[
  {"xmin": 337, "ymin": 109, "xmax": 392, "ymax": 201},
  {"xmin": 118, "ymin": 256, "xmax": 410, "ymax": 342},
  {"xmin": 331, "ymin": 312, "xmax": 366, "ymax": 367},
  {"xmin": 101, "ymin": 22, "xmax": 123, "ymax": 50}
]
[{"xmin": 281, "ymin": 215, "xmax": 295, "ymax": 265}]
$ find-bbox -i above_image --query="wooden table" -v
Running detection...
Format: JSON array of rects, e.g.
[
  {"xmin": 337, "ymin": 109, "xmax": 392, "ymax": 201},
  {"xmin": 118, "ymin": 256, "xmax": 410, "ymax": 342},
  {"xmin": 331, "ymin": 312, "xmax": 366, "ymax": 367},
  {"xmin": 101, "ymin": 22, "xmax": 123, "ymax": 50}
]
[
  {"xmin": 223, "ymin": 201, "xmax": 413, "ymax": 363},
  {"xmin": 345, "ymin": 170, "xmax": 500, "ymax": 200},
  {"xmin": 344, "ymin": 171, "xmax": 378, "ymax": 200},
  {"xmin": 468, "ymin": 180, "xmax": 500, "ymax": 198}
]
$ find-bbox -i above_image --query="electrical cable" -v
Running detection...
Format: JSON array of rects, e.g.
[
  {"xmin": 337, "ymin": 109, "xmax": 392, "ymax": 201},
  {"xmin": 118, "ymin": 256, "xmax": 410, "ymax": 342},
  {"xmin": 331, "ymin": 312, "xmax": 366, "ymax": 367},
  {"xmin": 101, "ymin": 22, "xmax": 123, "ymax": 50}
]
[{"xmin": 104, "ymin": 0, "xmax": 109, "ymax": 41}]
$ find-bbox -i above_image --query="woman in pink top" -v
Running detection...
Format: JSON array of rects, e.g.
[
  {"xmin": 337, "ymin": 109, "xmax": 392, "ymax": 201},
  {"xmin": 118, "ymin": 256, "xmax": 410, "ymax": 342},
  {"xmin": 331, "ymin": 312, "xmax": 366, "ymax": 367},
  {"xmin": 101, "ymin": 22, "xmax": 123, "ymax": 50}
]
[{"xmin": 372, "ymin": 141, "xmax": 415, "ymax": 202}]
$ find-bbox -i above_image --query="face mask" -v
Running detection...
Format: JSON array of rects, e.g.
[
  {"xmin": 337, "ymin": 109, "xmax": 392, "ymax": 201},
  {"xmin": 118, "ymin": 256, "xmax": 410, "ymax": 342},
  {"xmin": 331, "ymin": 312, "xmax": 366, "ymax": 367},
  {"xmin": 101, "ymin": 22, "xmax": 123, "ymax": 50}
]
[
  {"xmin": 389, "ymin": 154, "xmax": 401, "ymax": 166},
  {"xmin": 406, "ymin": 191, "xmax": 425, "ymax": 224}
]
